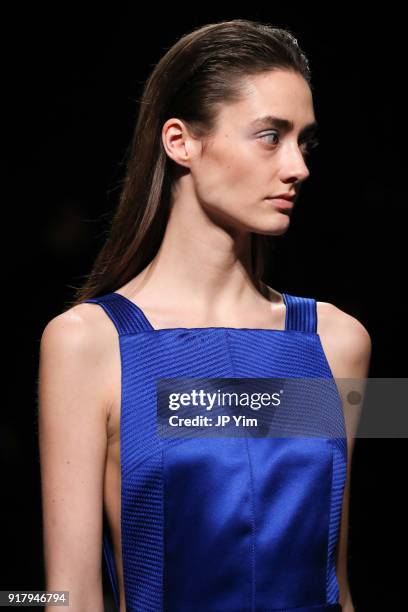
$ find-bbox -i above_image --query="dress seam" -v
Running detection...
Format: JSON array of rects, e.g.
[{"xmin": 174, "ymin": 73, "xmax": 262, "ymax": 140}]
[
  {"xmin": 326, "ymin": 442, "xmax": 336, "ymax": 601},
  {"xmin": 245, "ymin": 434, "xmax": 257, "ymax": 612},
  {"xmin": 224, "ymin": 330, "xmax": 257, "ymax": 611}
]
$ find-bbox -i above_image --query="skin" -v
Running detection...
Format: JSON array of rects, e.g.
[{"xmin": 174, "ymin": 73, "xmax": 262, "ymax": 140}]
[{"xmin": 38, "ymin": 69, "xmax": 371, "ymax": 611}]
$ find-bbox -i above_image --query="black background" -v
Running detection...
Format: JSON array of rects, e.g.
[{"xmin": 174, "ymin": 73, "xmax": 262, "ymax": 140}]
[{"xmin": 3, "ymin": 4, "xmax": 406, "ymax": 611}]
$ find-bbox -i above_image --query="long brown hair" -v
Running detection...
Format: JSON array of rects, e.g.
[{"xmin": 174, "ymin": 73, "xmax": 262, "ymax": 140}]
[{"xmin": 68, "ymin": 18, "xmax": 312, "ymax": 309}]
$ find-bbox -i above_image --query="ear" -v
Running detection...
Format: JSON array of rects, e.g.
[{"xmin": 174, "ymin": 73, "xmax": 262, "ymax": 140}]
[{"xmin": 161, "ymin": 117, "xmax": 202, "ymax": 168}]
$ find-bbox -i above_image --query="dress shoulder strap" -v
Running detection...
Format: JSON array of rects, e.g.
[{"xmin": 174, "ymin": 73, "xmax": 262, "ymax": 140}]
[
  {"xmin": 82, "ymin": 292, "xmax": 154, "ymax": 335},
  {"xmin": 282, "ymin": 292, "xmax": 318, "ymax": 333}
]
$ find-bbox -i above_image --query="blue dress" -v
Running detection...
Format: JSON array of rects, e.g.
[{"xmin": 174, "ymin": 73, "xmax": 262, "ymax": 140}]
[{"xmin": 83, "ymin": 291, "xmax": 347, "ymax": 612}]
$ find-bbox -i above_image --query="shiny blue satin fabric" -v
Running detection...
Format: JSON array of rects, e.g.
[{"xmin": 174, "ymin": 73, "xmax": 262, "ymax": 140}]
[
  {"xmin": 164, "ymin": 436, "xmax": 333, "ymax": 610},
  {"xmin": 85, "ymin": 292, "xmax": 347, "ymax": 611}
]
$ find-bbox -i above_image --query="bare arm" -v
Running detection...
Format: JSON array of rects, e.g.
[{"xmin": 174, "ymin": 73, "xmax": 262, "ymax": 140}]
[
  {"xmin": 318, "ymin": 302, "xmax": 372, "ymax": 612},
  {"xmin": 38, "ymin": 306, "xmax": 112, "ymax": 611}
]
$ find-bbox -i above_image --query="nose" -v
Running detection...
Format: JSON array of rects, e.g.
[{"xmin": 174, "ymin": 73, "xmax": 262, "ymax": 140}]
[{"xmin": 279, "ymin": 142, "xmax": 310, "ymax": 183}]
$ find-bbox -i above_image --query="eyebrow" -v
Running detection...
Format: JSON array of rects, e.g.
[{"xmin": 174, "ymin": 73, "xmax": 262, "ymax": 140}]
[{"xmin": 249, "ymin": 115, "xmax": 318, "ymax": 136}]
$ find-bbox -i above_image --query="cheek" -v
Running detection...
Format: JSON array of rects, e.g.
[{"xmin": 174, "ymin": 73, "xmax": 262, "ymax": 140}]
[{"xmin": 198, "ymin": 142, "xmax": 266, "ymax": 204}]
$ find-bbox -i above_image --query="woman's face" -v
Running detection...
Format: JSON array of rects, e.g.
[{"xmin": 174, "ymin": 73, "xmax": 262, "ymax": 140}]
[{"xmin": 169, "ymin": 69, "xmax": 318, "ymax": 237}]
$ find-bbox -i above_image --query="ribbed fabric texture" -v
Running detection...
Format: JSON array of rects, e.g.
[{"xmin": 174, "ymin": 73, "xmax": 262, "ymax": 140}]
[
  {"xmin": 83, "ymin": 291, "xmax": 347, "ymax": 612},
  {"xmin": 284, "ymin": 293, "xmax": 318, "ymax": 333}
]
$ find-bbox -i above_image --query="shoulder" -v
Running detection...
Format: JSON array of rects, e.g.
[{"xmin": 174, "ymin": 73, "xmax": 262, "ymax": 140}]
[
  {"xmin": 39, "ymin": 302, "xmax": 119, "ymax": 416},
  {"xmin": 40, "ymin": 301, "xmax": 116, "ymax": 357},
  {"xmin": 315, "ymin": 300, "xmax": 372, "ymax": 378}
]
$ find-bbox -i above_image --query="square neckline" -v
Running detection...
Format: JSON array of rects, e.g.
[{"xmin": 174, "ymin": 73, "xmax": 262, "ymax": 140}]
[{"xmin": 110, "ymin": 290, "xmax": 290, "ymax": 333}]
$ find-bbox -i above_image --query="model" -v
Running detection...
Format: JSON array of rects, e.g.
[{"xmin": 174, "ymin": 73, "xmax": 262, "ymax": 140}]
[{"xmin": 38, "ymin": 18, "xmax": 372, "ymax": 612}]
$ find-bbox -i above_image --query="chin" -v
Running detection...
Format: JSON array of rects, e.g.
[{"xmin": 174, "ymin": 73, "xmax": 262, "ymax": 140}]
[
  {"xmin": 250, "ymin": 226, "xmax": 289, "ymax": 237},
  {"xmin": 269, "ymin": 225, "xmax": 290, "ymax": 236},
  {"xmin": 253, "ymin": 217, "xmax": 291, "ymax": 236}
]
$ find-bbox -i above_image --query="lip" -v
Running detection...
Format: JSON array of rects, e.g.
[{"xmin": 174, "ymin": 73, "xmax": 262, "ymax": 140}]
[
  {"xmin": 267, "ymin": 192, "xmax": 296, "ymax": 202},
  {"xmin": 265, "ymin": 197, "xmax": 294, "ymax": 210}
]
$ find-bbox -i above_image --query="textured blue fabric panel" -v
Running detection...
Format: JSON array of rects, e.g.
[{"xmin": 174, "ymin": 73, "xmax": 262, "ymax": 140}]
[
  {"xmin": 84, "ymin": 293, "xmax": 152, "ymax": 334},
  {"xmin": 284, "ymin": 293, "xmax": 318, "ymax": 333},
  {"xmin": 83, "ymin": 291, "xmax": 347, "ymax": 611},
  {"xmin": 326, "ymin": 444, "xmax": 348, "ymax": 603}
]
